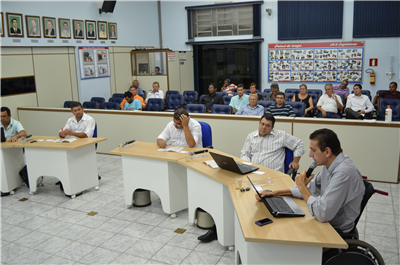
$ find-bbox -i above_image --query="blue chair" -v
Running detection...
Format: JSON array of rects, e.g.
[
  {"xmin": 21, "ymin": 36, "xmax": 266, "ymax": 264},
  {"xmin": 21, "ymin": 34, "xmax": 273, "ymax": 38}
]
[
  {"xmin": 165, "ymin": 90, "xmax": 180, "ymax": 109},
  {"xmin": 165, "ymin": 94, "xmax": 183, "ymax": 112},
  {"xmin": 102, "ymin": 102, "xmax": 119, "ymax": 110},
  {"xmin": 378, "ymin": 98, "xmax": 400, "ymax": 121},
  {"xmin": 185, "ymin": 104, "xmax": 205, "ymax": 113},
  {"xmin": 91, "ymin": 97, "xmax": 105, "ymax": 109},
  {"xmin": 82, "ymin": 101, "xmax": 98, "ymax": 109},
  {"xmin": 93, "ymin": 123, "xmax": 97, "ymax": 138},
  {"xmin": 233, "ymin": 92, "xmax": 238, "ymax": 96},
  {"xmin": 284, "ymin": 148, "xmax": 296, "ymax": 179},
  {"xmin": 199, "ymin": 122, "xmax": 213, "ymax": 148},
  {"xmin": 211, "ymin": 105, "xmax": 232, "ymax": 114},
  {"xmin": 112, "ymin": 93, "xmax": 124, "ymax": 98},
  {"xmin": 199, "ymin": 94, "xmax": 206, "ymax": 104},
  {"xmin": 146, "ymin": 98, "xmax": 164, "ymax": 111},
  {"xmin": 216, "ymin": 92, "xmax": 227, "ymax": 97},
  {"xmin": 285, "ymin": 88, "xmax": 300, "ymax": 95},
  {"xmin": 183, "ymin": 91, "xmax": 198, "ymax": 105},
  {"xmin": 244, "ymin": 89, "xmax": 251, "ymax": 95},
  {"xmin": 376, "ymin": 90, "xmax": 385, "ymax": 95},
  {"xmin": 257, "ymin": 101, "xmax": 275, "ymax": 113},
  {"xmin": 136, "ymin": 88, "xmax": 145, "ymax": 99},
  {"xmin": 63, "ymin": 101, "xmax": 76, "ymax": 108},
  {"xmin": 263, "ymin": 89, "xmax": 271, "ymax": 93},
  {"xmin": 286, "ymin": 101, "xmax": 306, "ymax": 117},
  {"xmin": 351, "ymin": 90, "xmax": 371, "ymax": 100},
  {"xmin": 109, "ymin": 97, "xmax": 123, "ymax": 104},
  {"xmin": 285, "ymin": 92, "xmax": 296, "ymax": 102},
  {"xmin": 223, "ymin": 96, "xmax": 232, "ymax": 105},
  {"xmin": 307, "ymin": 89, "xmax": 322, "ymax": 99},
  {"xmin": 259, "ymin": 92, "xmax": 268, "ymax": 100}
]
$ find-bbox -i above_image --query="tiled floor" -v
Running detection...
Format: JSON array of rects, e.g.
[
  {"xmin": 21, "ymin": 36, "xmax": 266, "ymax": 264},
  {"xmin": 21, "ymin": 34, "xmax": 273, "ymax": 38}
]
[{"xmin": 1, "ymin": 154, "xmax": 399, "ymax": 265}]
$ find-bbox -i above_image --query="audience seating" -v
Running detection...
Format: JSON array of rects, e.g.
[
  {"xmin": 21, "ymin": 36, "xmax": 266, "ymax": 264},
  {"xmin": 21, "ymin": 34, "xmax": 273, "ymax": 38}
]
[
  {"xmin": 146, "ymin": 98, "xmax": 164, "ymax": 111},
  {"xmin": 90, "ymin": 97, "xmax": 105, "ymax": 109},
  {"xmin": 82, "ymin": 101, "xmax": 98, "ymax": 109},
  {"xmin": 109, "ymin": 97, "xmax": 123, "ymax": 104},
  {"xmin": 378, "ymin": 98, "xmax": 400, "ymax": 121},
  {"xmin": 165, "ymin": 90, "xmax": 180, "ymax": 107},
  {"xmin": 102, "ymin": 102, "xmax": 119, "ymax": 110},
  {"xmin": 183, "ymin": 91, "xmax": 198, "ymax": 105},
  {"xmin": 63, "ymin": 101, "xmax": 76, "ymax": 108},
  {"xmin": 263, "ymin": 89, "xmax": 271, "ymax": 94},
  {"xmin": 165, "ymin": 94, "xmax": 183, "ymax": 112},
  {"xmin": 285, "ymin": 88, "xmax": 300, "ymax": 94},
  {"xmin": 199, "ymin": 122, "xmax": 213, "ymax": 148},
  {"xmin": 112, "ymin": 93, "xmax": 124, "ymax": 98},
  {"xmin": 216, "ymin": 92, "xmax": 227, "ymax": 97},
  {"xmin": 257, "ymin": 101, "xmax": 275, "ymax": 113},
  {"xmin": 223, "ymin": 96, "xmax": 232, "ymax": 105},
  {"xmin": 351, "ymin": 89, "xmax": 371, "ymax": 99},
  {"xmin": 211, "ymin": 105, "xmax": 232, "ymax": 114},
  {"xmin": 375, "ymin": 90, "xmax": 385, "ymax": 95},
  {"xmin": 258, "ymin": 92, "xmax": 268, "ymax": 100},
  {"xmin": 185, "ymin": 104, "xmax": 205, "ymax": 113},
  {"xmin": 136, "ymin": 88, "xmax": 145, "ymax": 99},
  {"xmin": 199, "ymin": 94, "xmax": 206, "ymax": 104},
  {"xmin": 285, "ymin": 92, "xmax": 296, "ymax": 102},
  {"xmin": 286, "ymin": 101, "xmax": 306, "ymax": 117}
]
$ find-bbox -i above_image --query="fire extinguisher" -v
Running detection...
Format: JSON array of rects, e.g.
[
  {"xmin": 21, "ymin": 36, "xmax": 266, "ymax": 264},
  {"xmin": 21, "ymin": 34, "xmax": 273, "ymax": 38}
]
[{"xmin": 365, "ymin": 69, "xmax": 375, "ymax": 85}]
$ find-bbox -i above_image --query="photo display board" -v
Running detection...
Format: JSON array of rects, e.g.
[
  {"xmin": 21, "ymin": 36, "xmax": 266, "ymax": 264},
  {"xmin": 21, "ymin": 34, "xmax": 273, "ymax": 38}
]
[
  {"xmin": 78, "ymin": 46, "xmax": 110, "ymax": 80},
  {"xmin": 268, "ymin": 42, "xmax": 364, "ymax": 83}
]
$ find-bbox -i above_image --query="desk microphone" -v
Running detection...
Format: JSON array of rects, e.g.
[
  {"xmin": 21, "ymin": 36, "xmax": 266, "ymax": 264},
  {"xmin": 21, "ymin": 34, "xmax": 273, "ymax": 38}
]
[
  {"xmin": 26, "ymin": 134, "xmax": 33, "ymax": 139},
  {"xmin": 306, "ymin": 162, "xmax": 317, "ymax": 178},
  {"xmin": 123, "ymin": 140, "xmax": 135, "ymax": 146},
  {"xmin": 189, "ymin": 149, "xmax": 209, "ymax": 156}
]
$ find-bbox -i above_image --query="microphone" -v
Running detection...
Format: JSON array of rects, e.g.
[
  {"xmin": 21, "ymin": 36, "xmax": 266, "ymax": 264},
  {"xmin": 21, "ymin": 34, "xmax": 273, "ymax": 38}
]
[
  {"xmin": 189, "ymin": 149, "xmax": 209, "ymax": 156},
  {"xmin": 306, "ymin": 162, "xmax": 317, "ymax": 178},
  {"xmin": 123, "ymin": 140, "xmax": 135, "ymax": 146},
  {"xmin": 26, "ymin": 134, "xmax": 33, "ymax": 139}
]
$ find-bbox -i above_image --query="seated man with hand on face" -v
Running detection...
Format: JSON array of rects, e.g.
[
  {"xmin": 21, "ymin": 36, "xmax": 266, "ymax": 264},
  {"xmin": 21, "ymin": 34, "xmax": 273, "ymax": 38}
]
[
  {"xmin": 59, "ymin": 102, "xmax": 95, "ymax": 138},
  {"xmin": 316, "ymin": 83, "xmax": 343, "ymax": 119},
  {"xmin": 122, "ymin": 91, "xmax": 142, "ymax": 111},
  {"xmin": 157, "ymin": 108, "xmax": 202, "ymax": 148},
  {"xmin": 1, "ymin": 107, "xmax": 27, "ymax": 142},
  {"xmin": 256, "ymin": 128, "xmax": 365, "ymax": 234},
  {"xmin": 265, "ymin": 92, "xmax": 295, "ymax": 117}
]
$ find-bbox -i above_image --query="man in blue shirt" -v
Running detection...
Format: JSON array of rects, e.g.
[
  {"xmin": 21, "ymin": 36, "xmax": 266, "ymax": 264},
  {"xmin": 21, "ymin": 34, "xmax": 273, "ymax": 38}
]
[
  {"xmin": 266, "ymin": 92, "xmax": 295, "ymax": 117},
  {"xmin": 1, "ymin": 107, "xmax": 27, "ymax": 142},
  {"xmin": 123, "ymin": 92, "xmax": 142, "ymax": 111},
  {"xmin": 235, "ymin": 94, "xmax": 265, "ymax": 116},
  {"xmin": 229, "ymin": 84, "xmax": 249, "ymax": 114}
]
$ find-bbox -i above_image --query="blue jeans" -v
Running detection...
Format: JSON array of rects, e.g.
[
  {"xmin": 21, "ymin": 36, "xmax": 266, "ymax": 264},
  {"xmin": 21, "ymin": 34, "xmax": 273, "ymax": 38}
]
[{"xmin": 317, "ymin": 112, "xmax": 341, "ymax": 119}]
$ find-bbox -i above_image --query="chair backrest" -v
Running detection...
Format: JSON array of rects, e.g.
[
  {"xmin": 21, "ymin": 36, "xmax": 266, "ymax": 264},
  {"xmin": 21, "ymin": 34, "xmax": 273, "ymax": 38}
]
[
  {"xmin": 286, "ymin": 101, "xmax": 306, "ymax": 117},
  {"xmin": 109, "ymin": 97, "xmax": 123, "ymax": 104},
  {"xmin": 378, "ymin": 98, "xmax": 400, "ymax": 121},
  {"xmin": 308, "ymin": 93, "xmax": 320, "ymax": 111},
  {"xmin": 102, "ymin": 102, "xmax": 119, "ymax": 110},
  {"xmin": 222, "ymin": 96, "xmax": 232, "ymax": 105},
  {"xmin": 351, "ymin": 89, "xmax": 371, "ymax": 98},
  {"xmin": 284, "ymin": 148, "xmax": 294, "ymax": 175},
  {"xmin": 199, "ymin": 94, "xmax": 206, "ymax": 104},
  {"xmin": 166, "ymin": 94, "xmax": 183, "ymax": 111},
  {"xmin": 285, "ymin": 88, "xmax": 300, "ymax": 94},
  {"xmin": 147, "ymin": 98, "xmax": 164, "ymax": 111},
  {"xmin": 183, "ymin": 91, "xmax": 198, "ymax": 105},
  {"xmin": 185, "ymin": 104, "xmax": 205, "ymax": 113},
  {"xmin": 112, "ymin": 93, "xmax": 124, "ymax": 98},
  {"xmin": 216, "ymin": 92, "xmax": 227, "ymax": 97},
  {"xmin": 307, "ymin": 89, "xmax": 322, "ymax": 98},
  {"xmin": 136, "ymin": 88, "xmax": 145, "ymax": 98},
  {"xmin": 285, "ymin": 92, "xmax": 296, "ymax": 102},
  {"xmin": 258, "ymin": 92, "xmax": 269, "ymax": 100},
  {"xmin": 91, "ymin": 97, "xmax": 106, "ymax": 109},
  {"xmin": 82, "ymin": 101, "xmax": 98, "ymax": 109},
  {"xmin": 165, "ymin": 90, "xmax": 180, "ymax": 109},
  {"xmin": 199, "ymin": 122, "xmax": 212, "ymax": 148},
  {"xmin": 244, "ymin": 89, "xmax": 251, "ymax": 95},
  {"xmin": 353, "ymin": 180, "xmax": 375, "ymax": 228},
  {"xmin": 376, "ymin": 90, "xmax": 385, "ymax": 95},
  {"xmin": 63, "ymin": 101, "xmax": 76, "ymax": 108},
  {"xmin": 211, "ymin": 105, "xmax": 232, "ymax": 114},
  {"xmin": 263, "ymin": 89, "xmax": 271, "ymax": 93},
  {"xmin": 93, "ymin": 123, "xmax": 97, "ymax": 138},
  {"xmin": 257, "ymin": 101, "xmax": 275, "ymax": 113}
]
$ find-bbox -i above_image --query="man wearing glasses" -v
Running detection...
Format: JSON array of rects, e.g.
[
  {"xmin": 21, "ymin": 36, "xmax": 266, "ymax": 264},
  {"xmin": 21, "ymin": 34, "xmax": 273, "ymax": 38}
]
[
  {"xmin": 201, "ymin": 83, "xmax": 224, "ymax": 113},
  {"xmin": 157, "ymin": 108, "xmax": 203, "ymax": 148}
]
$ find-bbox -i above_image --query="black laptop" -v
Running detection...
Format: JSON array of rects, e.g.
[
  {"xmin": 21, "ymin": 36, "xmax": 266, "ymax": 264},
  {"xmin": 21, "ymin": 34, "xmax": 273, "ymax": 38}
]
[
  {"xmin": 1, "ymin": 128, "xmax": 5, "ymax": 142},
  {"xmin": 247, "ymin": 176, "xmax": 305, "ymax": 217},
  {"xmin": 209, "ymin": 152, "xmax": 259, "ymax": 175}
]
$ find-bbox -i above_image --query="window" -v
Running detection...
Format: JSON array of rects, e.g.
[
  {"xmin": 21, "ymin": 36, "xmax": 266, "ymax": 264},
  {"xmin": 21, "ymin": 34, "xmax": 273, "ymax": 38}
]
[
  {"xmin": 1, "ymin": 76, "xmax": 36, "ymax": 96},
  {"xmin": 131, "ymin": 50, "xmax": 168, "ymax": 76}
]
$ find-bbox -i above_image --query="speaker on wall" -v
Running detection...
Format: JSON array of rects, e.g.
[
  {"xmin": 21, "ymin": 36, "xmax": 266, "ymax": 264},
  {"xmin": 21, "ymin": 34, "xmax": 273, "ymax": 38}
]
[{"xmin": 99, "ymin": 0, "xmax": 117, "ymax": 14}]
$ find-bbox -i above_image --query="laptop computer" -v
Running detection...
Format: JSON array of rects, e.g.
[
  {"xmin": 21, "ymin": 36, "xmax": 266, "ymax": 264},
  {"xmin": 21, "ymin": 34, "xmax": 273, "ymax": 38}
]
[
  {"xmin": 1, "ymin": 128, "xmax": 5, "ymax": 142},
  {"xmin": 247, "ymin": 176, "xmax": 305, "ymax": 217},
  {"xmin": 209, "ymin": 152, "xmax": 259, "ymax": 175}
]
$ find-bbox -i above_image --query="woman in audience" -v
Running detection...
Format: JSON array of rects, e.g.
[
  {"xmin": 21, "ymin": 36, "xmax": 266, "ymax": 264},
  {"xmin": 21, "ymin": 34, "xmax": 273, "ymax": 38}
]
[
  {"xmin": 292, "ymin": 84, "xmax": 314, "ymax": 117},
  {"xmin": 249, "ymin": 82, "xmax": 263, "ymax": 101}
]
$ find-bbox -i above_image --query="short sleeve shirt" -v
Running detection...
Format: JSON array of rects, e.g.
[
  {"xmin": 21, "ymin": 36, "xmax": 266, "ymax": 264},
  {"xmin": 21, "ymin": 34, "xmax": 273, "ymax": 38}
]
[
  {"xmin": 158, "ymin": 118, "xmax": 203, "ymax": 148},
  {"xmin": 1, "ymin": 118, "xmax": 25, "ymax": 138}
]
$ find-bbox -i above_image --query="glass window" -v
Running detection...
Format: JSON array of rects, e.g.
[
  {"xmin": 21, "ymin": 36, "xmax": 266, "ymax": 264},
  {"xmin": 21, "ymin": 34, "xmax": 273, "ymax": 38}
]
[{"xmin": 131, "ymin": 50, "xmax": 168, "ymax": 76}]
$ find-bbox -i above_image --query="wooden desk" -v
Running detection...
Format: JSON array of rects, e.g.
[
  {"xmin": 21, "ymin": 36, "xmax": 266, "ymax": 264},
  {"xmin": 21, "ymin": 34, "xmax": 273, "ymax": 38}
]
[
  {"xmin": 110, "ymin": 141, "xmax": 204, "ymax": 216},
  {"xmin": 14, "ymin": 136, "xmax": 106, "ymax": 197},
  {"xmin": 1, "ymin": 141, "xmax": 24, "ymax": 194},
  {"xmin": 229, "ymin": 177, "xmax": 347, "ymax": 264}
]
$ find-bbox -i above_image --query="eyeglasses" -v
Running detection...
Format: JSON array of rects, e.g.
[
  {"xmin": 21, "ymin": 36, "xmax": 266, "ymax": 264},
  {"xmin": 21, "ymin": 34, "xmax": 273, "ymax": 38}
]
[{"xmin": 174, "ymin": 122, "xmax": 182, "ymax": 127}]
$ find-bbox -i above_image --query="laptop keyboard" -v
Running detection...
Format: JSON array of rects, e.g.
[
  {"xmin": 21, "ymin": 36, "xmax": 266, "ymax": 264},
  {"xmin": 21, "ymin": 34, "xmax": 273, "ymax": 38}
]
[
  {"xmin": 237, "ymin": 163, "xmax": 255, "ymax": 172},
  {"xmin": 263, "ymin": 196, "xmax": 294, "ymax": 214}
]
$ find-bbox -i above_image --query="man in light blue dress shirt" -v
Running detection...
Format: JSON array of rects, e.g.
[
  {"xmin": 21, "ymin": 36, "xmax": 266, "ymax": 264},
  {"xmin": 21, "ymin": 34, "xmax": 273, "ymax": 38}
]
[
  {"xmin": 229, "ymin": 84, "xmax": 249, "ymax": 114},
  {"xmin": 1, "ymin": 107, "xmax": 27, "ymax": 142},
  {"xmin": 235, "ymin": 94, "xmax": 265, "ymax": 116}
]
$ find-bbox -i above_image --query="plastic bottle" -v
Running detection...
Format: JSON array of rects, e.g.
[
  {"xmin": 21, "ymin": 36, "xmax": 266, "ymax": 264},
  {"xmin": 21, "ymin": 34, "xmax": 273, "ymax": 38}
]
[{"xmin": 385, "ymin": 106, "xmax": 392, "ymax": 122}]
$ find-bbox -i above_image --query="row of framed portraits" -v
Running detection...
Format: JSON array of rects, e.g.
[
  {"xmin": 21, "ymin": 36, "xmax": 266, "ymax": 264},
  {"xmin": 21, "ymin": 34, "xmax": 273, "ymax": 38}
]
[{"xmin": 1, "ymin": 12, "xmax": 117, "ymax": 40}]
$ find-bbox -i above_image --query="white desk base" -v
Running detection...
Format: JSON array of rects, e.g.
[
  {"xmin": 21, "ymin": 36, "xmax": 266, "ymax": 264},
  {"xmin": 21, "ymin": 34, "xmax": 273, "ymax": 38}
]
[
  {"xmin": 25, "ymin": 145, "xmax": 99, "ymax": 196},
  {"xmin": 1, "ymin": 148, "xmax": 24, "ymax": 193},
  {"xmin": 234, "ymin": 213, "xmax": 322, "ymax": 265},
  {"xmin": 121, "ymin": 156, "xmax": 188, "ymax": 215},
  {"xmin": 187, "ymin": 168, "xmax": 234, "ymax": 247}
]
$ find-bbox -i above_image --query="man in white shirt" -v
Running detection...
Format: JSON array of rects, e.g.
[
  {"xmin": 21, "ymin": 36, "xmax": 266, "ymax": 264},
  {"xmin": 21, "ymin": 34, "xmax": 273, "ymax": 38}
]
[
  {"xmin": 59, "ymin": 102, "xmax": 95, "ymax": 138},
  {"xmin": 345, "ymin": 84, "xmax": 374, "ymax": 120},
  {"xmin": 145, "ymin": 81, "xmax": 164, "ymax": 103},
  {"xmin": 316, "ymin": 83, "xmax": 343, "ymax": 119},
  {"xmin": 157, "ymin": 108, "xmax": 202, "ymax": 148}
]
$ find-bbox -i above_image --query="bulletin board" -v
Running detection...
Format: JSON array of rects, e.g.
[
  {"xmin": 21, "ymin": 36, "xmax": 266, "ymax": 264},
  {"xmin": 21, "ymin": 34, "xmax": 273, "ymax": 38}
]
[
  {"xmin": 78, "ymin": 46, "xmax": 110, "ymax": 80},
  {"xmin": 268, "ymin": 42, "xmax": 364, "ymax": 83}
]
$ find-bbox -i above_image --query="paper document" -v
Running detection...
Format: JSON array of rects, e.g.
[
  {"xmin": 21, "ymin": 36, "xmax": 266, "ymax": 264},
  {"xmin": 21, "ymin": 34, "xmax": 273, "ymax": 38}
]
[
  {"xmin": 253, "ymin": 171, "xmax": 265, "ymax": 175},
  {"xmin": 46, "ymin": 139, "xmax": 53, "ymax": 142},
  {"xmin": 242, "ymin": 162, "xmax": 252, "ymax": 165},
  {"xmin": 203, "ymin": 160, "xmax": 219, "ymax": 169},
  {"xmin": 157, "ymin": 146, "xmax": 183, "ymax": 152},
  {"xmin": 53, "ymin": 138, "xmax": 77, "ymax": 143}
]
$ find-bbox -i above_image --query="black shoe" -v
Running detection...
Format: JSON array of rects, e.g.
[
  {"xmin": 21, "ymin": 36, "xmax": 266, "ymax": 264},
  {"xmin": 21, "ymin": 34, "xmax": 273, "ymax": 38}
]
[{"xmin": 198, "ymin": 226, "xmax": 217, "ymax": 243}]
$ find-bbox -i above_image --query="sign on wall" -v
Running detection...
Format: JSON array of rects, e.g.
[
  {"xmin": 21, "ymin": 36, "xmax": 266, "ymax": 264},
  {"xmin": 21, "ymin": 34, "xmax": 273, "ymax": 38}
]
[
  {"xmin": 268, "ymin": 42, "xmax": 364, "ymax": 83},
  {"xmin": 78, "ymin": 46, "xmax": 110, "ymax": 80}
]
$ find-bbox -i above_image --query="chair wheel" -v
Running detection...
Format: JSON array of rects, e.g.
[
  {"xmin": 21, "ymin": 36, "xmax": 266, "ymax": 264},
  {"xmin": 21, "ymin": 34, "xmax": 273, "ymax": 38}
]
[
  {"xmin": 170, "ymin": 213, "xmax": 177, "ymax": 218},
  {"xmin": 10, "ymin": 190, "xmax": 15, "ymax": 195},
  {"xmin": 71, "ymin": 194, "xmax": 76, "ymax": 199},
  {"xmin": 95, "ymin": 186, "xmax": 99, "ymax": 191},
  {"xmin": 228, "ymin": 246, "xmax": 235, "ymax": 251}
]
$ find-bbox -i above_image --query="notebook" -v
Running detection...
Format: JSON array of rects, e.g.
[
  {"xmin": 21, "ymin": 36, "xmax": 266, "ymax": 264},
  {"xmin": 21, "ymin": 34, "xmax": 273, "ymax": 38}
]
[
  {"xmin": 209, "ymin": 152, "xmax": 259, "ymax": 175},
  {"xmin": 247, "ymin": 176, "xmax": 305, "ymax": 217}
]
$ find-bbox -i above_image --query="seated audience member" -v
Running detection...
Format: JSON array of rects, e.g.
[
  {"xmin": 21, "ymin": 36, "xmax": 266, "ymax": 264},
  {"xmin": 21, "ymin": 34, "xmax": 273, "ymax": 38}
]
[
  {"xmin": 132, "ymin": 79, "xmax": 145, "ymax": 98},
  {"xmin": 345, "ymin": 84, "xmax": 374, "ymax": 120},
  {"xmin": 266, "ymin": 92, "xmax": 295, "ymax": 117},
  {"xmin": 201, "ymin": 83, "xmax": 224, "ymax": 113},
  {"xmin": 235, "ymin": 94, "xmax": 265, "ymax": 116},
  {"xmin": 145, "ymin": 81, "xmax": 164, "ymax": 103},
  {"xmin": 292, "ymin": 84, "xmax": 314, "ymax": 117},
  {"xmin": 333, "ymin": 80, "xmax": 350, "ymax": 99},
  {"xmin": 120, "ymin": 86, "xmax": 146, "ymax": 110},
  {"xmin": 256, "ymin": 128, "xmax": 365, "ymax": 234},
  {"xmin": 221, "ymin": 79, "xmax": 237, "ymax": 96},
  {"xmin": 157, "ymin": 108, "xmax": 202, "ymax": 148},
  {"xmin": 372, "ymin": 82, "xmax": 400, "ymax": 108},
  {"xmin": 154, "ymin": 66, "xmax": 162, "ymax": 75},
  {"xmin": 198, "ymin": 113, "xmax": 305, "ymax": 243},
  {"xmin": 123, "ymin": 91, "xmax": 142, "ymax": 111},
  {"xmin": 1, "ymin": 106, "xmax": 27, "ymax": 142},
  {"xmin": 229, "ymin": 84, "xmax": 249, "ymax": 114},
  {"xmin": 316, "ymin": 84, "xmax": 343, "ymax": 119},
  {"xmin": 59, "ymin": 102, "xmax": 95, "ymax": 138},
  {"xmin": 249, "ymin": 82, "xmax": 262, "ymax": 100},
  {"xmin": 265, "ymin": 83, "xmax": 280, "ymax": 101}
]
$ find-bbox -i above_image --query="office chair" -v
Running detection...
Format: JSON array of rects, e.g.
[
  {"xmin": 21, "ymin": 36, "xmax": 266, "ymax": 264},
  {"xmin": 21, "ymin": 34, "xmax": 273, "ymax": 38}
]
[
  {"xmin": 183, "ymin": 91, "xmax": 198, "ymax": 105},
  {"xmin": 185, "ymin": 104, "xmax": 205, "ymax": 114},
  {"xmin": 258, "ymin": 92, "xmax": 268, "ymax": 100},
  {"xmin": 284, "ymin": 148, "xmax": 296, "ymax": 179},
  {"xmin": 112, "ymin": 93, "xmax": 124, "ymax": 98},
  {"xmin": 286, "ymin": 101, "xmax": 306, "ymax": 117},
  {"xmin": 284, "ymin": 88, "xmax": 300, "ymax": 95},
  {"xmin": 378, "ymin": 98, "xmax": 400, "ymax": 121},
  {"xmin": 211, "ymin": 105, "xmax": 232, "ymax": 114},
  {"xmin": 165, "ymin": 94, "xmax": 183, "ymax": 112},
  {"xmin": 136, "ymin": 88, "xmax": 145, "ymax": 99},
  {"xmin": 199, "ymin": 95, "xmax": 206, "ymax": 105},
  {"xmin": 146, "ymin": 98, "xmax": 164, "ymax": 111},
  {"xmin": 63, "ymin": 101, "xmax": 76, "ymax": 108},
  {"xmin": 102, "ymin": 102, "xmax": 119, "ymax": 110},
  {"xmin": 109, "ymin": 97, "xmax": 123, "ymax": 104},
  {"xmin": 222, "ymin": 96, "xmax": 232, "ymax": 105},
  {"xmin": 351, "ymin": 89, "xmax": 371, "ymax": 100},
  {"xmin": 257, "ymin": 101, "xmax": 275, "ymax": 114},
  {"xmin": 82, "ymin": 101, "xmax": 98, "ymax": 109},
  {"xmin": 285, "ymin": 92, "xmax": 296, "ymax": 102},
  {"xmin": 244, "ymin": 89, "xmax": 250, "ymax": 95},
  {"xmin": 216, "ymin": 92, "xmax": 227, "ymax": 97},
  {"xmin": 164, "ymin": 90, "xmax": 180, "ymax": 109},
  {"xmin": 198, "ymin": 122, "xmax": 212, "ymax": 148},
  {"xmin": 90, "ymin": 97, "xmax": 105, "ymax": 109},
  {"xmin": 263, "ymin": 89, "xmax": 271, "ymax": 94}
]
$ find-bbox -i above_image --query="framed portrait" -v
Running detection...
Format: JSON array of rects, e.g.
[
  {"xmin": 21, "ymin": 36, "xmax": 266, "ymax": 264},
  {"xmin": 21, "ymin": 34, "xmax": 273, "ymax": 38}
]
[
  {"xmin": 85, "ymin": 20, "xmax": 96, "ymax": 40},
  {"xmin": 58, "ymin": 18, "xmax": 71, "ymax": 39},
  {"xmin": 43, "ymin": 16, "xmax": 56, "ymax": 38},
  {"xmin": 0, "ymin": 12, "xmax": 4, "ymax": 37},
  {"xmin": 108, "ymin": 22, "xmax": 117, "ymax": 39},
  {"xmin": 97, "ymin": 21, "xmax": 107, "ymax": 39},
  {"xmin": 6, "ymin": 12, "xmax": 24, "ymax": 37},
  {"xmin": 73, "ymin": 19, "xmax": 84, "ymax": 39},
  {"xmin": 25, "ymin": 15, "xmax": 41, "ymax": 38}
]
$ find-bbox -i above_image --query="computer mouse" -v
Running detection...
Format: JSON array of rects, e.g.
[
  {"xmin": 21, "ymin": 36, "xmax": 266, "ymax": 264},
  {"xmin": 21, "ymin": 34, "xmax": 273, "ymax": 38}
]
[{"xmin": 246, "ymin": 187, "xmax": 250, "ymax": 191}]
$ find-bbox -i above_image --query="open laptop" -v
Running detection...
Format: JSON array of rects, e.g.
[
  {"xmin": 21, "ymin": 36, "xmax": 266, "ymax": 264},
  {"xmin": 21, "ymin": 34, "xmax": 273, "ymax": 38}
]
[
  {"xmin": 209, "ymin": 152, "xmax": 259, "ymax": 175},
  {"xmin": 1, "ymin": 128, "xmax": 5, "ymax": 142},
  {"xmin": 247, "ymin": 176, "xmax": 305, "ymax": 217}
]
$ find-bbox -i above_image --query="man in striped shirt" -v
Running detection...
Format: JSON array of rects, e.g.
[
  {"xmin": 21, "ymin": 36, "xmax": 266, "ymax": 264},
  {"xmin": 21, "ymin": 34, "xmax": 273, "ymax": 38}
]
[
  {"xmin": 265, "ymin": 92, "xmax": 296, "ymax": 117},
  {"xmin": 240, "ymin": 114, "xmax": 304, "ymax": 173}
]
